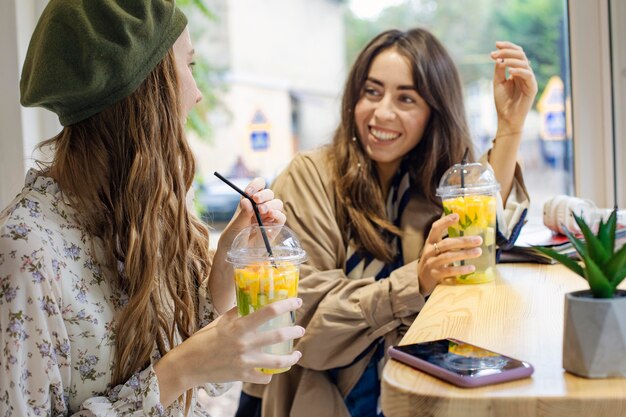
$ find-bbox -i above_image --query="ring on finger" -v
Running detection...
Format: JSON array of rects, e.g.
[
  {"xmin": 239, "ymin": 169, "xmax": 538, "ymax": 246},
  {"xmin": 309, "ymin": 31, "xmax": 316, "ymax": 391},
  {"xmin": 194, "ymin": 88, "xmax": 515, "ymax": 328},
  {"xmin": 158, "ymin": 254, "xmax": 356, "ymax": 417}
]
[{"xmin": 433, "ymin": 242, "xmax": 441, "ymax": 255}]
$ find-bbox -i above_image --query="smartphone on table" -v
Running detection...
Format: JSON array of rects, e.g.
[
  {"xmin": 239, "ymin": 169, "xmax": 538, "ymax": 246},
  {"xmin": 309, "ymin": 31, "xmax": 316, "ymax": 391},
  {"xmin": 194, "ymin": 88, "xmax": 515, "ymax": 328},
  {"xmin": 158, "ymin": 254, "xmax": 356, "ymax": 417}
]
[{"xmin": 388, "ymin": 338, "xmax": 534, "ymax": 388}]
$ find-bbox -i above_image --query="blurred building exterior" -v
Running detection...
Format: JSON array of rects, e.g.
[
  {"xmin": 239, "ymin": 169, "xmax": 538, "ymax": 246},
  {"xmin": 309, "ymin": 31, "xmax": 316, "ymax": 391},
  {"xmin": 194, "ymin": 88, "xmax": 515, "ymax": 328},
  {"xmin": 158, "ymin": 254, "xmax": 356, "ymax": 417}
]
[{"xmin": 189, "ymin": 0, "xmax": 346, "ymax": 182}]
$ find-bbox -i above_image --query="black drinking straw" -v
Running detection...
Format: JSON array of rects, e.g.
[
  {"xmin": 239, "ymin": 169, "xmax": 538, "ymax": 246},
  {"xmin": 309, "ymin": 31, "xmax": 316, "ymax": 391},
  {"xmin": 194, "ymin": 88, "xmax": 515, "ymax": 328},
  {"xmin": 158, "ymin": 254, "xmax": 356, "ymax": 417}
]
[
  {"xmin": 460, "ymin": 147, "xmax": 470, "ymax": 266},
  {"xmin": 213, "ymin": 172, "xmax": 276, "ymax": 264},
  {"xmin": 460, "ymin": 147, "xmax": 470, "ymax": 189}
]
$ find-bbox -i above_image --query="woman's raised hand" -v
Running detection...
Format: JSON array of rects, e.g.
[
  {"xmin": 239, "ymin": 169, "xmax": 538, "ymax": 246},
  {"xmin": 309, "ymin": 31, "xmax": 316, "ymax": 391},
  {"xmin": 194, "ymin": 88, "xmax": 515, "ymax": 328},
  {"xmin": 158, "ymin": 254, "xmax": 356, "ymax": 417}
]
[
  {"xmin": 490, "ymin": 41, "xmax": 538, "ymax": 136},
  {"xmin": 417, "ymin": 214, "xmax": 483, "ymax": 296},
  {"xmin": 218, "ymin": 177, "xmax": 286, "ymax": 249}
]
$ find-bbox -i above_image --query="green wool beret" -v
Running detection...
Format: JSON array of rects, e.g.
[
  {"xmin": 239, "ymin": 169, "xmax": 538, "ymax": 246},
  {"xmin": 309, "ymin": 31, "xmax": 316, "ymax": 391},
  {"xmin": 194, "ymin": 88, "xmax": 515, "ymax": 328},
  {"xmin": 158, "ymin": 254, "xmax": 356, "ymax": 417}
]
[{"xmin": 20, "ymin": 0, "xmax": 187, "ymax": 126}]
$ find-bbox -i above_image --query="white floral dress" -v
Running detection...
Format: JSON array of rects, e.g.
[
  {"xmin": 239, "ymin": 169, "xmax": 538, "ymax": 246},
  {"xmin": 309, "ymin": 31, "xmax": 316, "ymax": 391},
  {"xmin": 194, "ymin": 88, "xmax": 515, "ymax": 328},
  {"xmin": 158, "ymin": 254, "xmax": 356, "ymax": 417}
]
[{"xmin": 0, "ymin": 170, "xmax": 229, "ymax": 416}]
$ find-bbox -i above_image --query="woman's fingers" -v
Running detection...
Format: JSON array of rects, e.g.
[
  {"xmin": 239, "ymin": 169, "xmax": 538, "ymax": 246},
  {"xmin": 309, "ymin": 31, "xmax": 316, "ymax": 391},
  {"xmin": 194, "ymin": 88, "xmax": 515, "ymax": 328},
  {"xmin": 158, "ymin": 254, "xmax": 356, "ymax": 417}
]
[
  {"xmin": 428, "ymin": 246, "xmax": 482, "ymax": 269},
  {"xmin": 496, "ymin": 58, "xmax": 531, "ymax": 70},
  {"xmin": 237, "ymin": 192, "xmax": 285, "ymax": 226},
  {"xmin": 431, "ymin": 263, "xmax": 476, "ymax": 280},
  {"xmin": 240, "ymin": 351, "xmax": 302, "ymax": 384},
  {"xmin": 238, "ymin": 298, "xmax": 302, "ymax": 330},
  {"xmin": 252, "ymin": 325, "xmax": 305, "ymax": 347},
  {"xmin": 248, "ymin": 351, "xmax": 302, "ymax": 373},
  {"xmin": 420, "ymin": 231, "xmax": 485, "ymax": 288},
  {"xmin": 427, "ymin": 214, "xmax": 459, "ymax": 244},
  {"xmin": 257, "ymin": 198, "xmax": 283, "ymax": 215},
  {"xmin": 238, "ymin": 197, "xmax": 254, "ymax": 215},
  {"xmin": 262, "ymin": 210, "xmax": 287, "ymax": 226},
  {"xmin": 250, "ymin": 188, "xmax": 274, "ymax": 205},
  {"xmin": 508, "ymin": 67, "xmax": 537, "ymax": 81},
  {"xmin": 238, "ymin": 180, "xmax": 285, "ymax": 225},
  {"xmin": 495, "ymin": 40, "xmax": 523, "ymax": 51},
  {"xmin": 179, "ymin": 298, "xmax": 304, "ymax": 385},
  {"xmin": 419, "ymin": 214, "xmax": 464, "ymax": 295},
  {"xmin": 509, "ymin": 68, "xmax": 538, "ymax": 93},
  {"xmin": 436, "ymin": 235, "xmax": 482, "ymax": 253},
  {"xmin": 491, "ymin": 48, "xmax": 527, "ymax": 62},
  {"xmin": 490, "ymin": 41, "xmax": 533, "ymax": 88},
  {"xmin": 244, "ymin": 177, "xmax": 266, "ymax": 196}
]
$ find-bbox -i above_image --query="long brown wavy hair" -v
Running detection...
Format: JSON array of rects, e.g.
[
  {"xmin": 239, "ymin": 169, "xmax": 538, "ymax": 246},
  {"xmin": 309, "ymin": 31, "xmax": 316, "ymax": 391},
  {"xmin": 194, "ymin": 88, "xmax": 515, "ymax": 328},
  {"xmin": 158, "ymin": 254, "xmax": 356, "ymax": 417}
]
[
  {"xmin": 332, "ymin": 28, "xmax": 474, "ymax": 263},
  {"xmin": 39, "ymin": 49, "xmax": 207, "ymax": 406}
]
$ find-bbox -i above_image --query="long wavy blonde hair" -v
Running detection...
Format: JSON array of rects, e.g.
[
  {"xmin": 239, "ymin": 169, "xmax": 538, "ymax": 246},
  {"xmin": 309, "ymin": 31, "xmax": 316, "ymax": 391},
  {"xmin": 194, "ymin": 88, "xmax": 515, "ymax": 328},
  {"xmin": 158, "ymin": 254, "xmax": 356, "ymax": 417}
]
[
  {"xmin": 332, "ymin": 28, "xmax": 474, "ymax": 263},
  {"xmin": 40, "ymin": 49, "xmax": 208, "ymax": 403}
]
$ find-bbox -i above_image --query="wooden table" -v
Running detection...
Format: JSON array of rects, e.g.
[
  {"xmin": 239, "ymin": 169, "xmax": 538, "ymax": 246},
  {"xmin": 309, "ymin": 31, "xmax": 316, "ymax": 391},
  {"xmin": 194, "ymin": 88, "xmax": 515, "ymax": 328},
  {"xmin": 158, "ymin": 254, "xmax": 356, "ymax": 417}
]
[{"xmin": 381, "ymin": 264, "xmax": 626, "ymax": 417}]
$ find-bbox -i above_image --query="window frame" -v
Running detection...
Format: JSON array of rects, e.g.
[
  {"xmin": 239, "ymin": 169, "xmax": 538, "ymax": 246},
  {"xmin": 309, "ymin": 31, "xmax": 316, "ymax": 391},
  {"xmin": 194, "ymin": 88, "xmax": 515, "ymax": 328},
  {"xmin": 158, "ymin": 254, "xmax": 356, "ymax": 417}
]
[
  {"xmin": 568, "ymin": 0, "xmax": 621, "ymax": 208},
  {"xmin": 609, "ymin": 0, "xmax": 626, "ymax": 208}
]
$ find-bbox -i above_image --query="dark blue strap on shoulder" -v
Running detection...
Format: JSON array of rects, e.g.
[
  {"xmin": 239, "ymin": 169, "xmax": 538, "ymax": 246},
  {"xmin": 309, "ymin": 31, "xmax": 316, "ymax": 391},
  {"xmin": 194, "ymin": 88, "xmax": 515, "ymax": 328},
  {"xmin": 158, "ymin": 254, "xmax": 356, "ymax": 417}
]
[{"xmin": 496, "ymin": 208, "xmax": 528, "ymax": 261}]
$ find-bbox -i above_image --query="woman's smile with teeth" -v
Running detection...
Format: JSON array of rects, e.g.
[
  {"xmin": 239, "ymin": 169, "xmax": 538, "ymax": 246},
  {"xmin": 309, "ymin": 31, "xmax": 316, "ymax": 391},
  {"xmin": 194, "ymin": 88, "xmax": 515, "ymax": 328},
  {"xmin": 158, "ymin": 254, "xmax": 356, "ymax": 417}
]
[{"xmin": 369, "ymin": 126, "xmax": 401, "ymax": 141}]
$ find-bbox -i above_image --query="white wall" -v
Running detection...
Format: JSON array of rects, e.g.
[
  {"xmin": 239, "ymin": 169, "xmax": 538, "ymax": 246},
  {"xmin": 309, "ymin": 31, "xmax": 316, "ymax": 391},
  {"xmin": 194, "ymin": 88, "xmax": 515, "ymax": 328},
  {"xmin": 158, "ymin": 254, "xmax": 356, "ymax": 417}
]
[
  {"xmin": 228, "ymin": 0, "xmax": 345, "ymax": 93},
  {"xmin": 0, "ymin": 0, "xmax": 60, "ymax": 208},
  {"xmin": 0, "ymin": 0, "xmax": 26, "ymax": 208},
  {"xmin": 227, "ymin": 0, "xmax": 344, "ymax": 152}
]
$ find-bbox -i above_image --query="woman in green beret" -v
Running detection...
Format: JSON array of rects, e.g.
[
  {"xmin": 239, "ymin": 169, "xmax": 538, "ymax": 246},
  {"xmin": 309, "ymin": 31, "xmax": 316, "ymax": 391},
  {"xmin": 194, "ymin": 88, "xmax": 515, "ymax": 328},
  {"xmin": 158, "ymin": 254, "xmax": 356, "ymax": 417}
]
[{"xmin": 0, "ymin": 1, "xmax": 303, "ymax": 416}]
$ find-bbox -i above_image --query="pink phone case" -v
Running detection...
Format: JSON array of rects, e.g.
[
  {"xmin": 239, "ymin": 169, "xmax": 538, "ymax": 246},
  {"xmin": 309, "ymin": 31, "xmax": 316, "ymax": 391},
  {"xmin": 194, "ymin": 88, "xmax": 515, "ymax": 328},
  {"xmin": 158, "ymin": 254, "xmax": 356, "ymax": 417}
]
[{"xmin": 388, "ymin": 340, "xmax": 534, "ymax": 388}]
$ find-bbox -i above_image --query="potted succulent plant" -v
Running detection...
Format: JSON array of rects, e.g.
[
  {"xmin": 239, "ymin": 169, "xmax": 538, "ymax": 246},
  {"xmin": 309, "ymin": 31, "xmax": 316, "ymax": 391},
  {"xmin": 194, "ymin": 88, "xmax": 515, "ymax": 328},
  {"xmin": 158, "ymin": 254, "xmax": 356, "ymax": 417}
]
[{"xmin": 535, "ymin": 209, "xmax": 626, "ymax": 378}]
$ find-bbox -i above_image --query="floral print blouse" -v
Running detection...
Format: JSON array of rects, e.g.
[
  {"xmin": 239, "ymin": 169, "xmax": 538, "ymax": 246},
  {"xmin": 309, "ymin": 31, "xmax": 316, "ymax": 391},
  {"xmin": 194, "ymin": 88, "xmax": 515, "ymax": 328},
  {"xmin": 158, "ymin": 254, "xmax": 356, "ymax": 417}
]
[{"xmin": 0, "ymin": 170, "xmax": 229, "ymax": 416}]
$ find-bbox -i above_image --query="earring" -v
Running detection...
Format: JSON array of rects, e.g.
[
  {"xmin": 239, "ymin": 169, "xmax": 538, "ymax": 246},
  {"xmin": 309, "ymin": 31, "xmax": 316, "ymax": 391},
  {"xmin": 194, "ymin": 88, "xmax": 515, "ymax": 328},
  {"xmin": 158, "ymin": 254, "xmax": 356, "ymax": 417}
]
[{"xmin": 352, "ymin": 137, "xmax": 357, "ymax": 142}]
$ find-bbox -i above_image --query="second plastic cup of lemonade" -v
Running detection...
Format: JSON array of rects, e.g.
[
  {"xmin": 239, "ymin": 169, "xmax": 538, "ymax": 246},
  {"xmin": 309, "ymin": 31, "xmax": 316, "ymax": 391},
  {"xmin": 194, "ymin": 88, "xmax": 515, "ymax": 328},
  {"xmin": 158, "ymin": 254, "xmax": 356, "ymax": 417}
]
[
  {"xmin": 436, "ymin": 161, "xmax": 499, "ymax": 284},
  {"xmin": 226, "ymin": 224, "xmax": 307, "ymax": 374}
]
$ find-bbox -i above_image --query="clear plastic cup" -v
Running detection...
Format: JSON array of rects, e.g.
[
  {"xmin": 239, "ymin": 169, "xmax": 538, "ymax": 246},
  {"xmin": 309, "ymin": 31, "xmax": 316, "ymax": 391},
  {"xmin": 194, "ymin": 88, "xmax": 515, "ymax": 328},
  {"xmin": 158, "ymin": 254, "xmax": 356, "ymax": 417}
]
[
  {"xmin": 436, "ymin": 161, "xmax": 500, "ymax": 284},
  {"xmin": 226, "ymin": 224, "xmax": 307, "ymax": 374}
]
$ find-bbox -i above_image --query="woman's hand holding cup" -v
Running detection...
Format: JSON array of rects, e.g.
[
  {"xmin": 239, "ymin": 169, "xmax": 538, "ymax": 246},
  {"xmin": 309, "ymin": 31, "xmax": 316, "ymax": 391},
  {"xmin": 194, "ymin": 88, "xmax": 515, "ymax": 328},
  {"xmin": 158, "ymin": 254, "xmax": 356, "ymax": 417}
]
[
  {"xmin": 155, "ymin": 298, "xmax": 304, "ymax": 406},
  {"xmin": 418, "ymin": 214, "xmax": 483, "ymax": 296}
]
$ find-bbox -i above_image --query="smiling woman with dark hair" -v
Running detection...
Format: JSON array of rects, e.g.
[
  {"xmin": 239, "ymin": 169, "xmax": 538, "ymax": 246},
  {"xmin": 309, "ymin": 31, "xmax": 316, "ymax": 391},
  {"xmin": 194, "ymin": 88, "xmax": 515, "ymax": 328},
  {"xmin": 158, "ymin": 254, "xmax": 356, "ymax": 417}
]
[{"xmin": 238, "ymin": 28, "xmax": 536, "ymax": 417}]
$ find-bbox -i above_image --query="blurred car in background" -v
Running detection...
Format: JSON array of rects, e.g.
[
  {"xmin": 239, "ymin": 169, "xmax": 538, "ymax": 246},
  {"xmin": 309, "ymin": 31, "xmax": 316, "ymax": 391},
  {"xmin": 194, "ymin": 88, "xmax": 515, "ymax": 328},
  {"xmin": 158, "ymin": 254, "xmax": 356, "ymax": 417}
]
[{"xmin": 194, "ymin": 177, "xmax": 253, "ymax": 225}]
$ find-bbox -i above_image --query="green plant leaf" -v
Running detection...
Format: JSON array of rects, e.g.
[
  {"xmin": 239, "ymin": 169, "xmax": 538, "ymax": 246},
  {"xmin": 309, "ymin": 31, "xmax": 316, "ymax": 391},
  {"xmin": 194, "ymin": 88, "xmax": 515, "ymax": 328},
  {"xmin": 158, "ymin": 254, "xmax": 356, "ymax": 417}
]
[
  {"xmin": 582, "ymin": 253, "xmax": 614, "ymax": 298},
  {"xmin": 462, "ymin": 214, "xmax": 472, "ymax": 229},
  {"xmin": 606, "ymin": 243, "xmax": 626, "ymax": 287},
  {"xmin": 597, "ymin": 217, "xmax": 610, "ymax": 253},
  {"xmin": 443, "ymin": 206, "xmax": 452, "ymax": 216},
  {"xmin": 560, "ymin": 226, "xmax": 588, "ymax": 260},
  {"xmin": 534, "ymin": 246, "xmax": 584, "ymax": 277},
  {"xmin": 178, "ymin": 0, "xmax": 216, "ymax": 19},
  {"xmin": 571, "ymin": 212, "xmax": 610, "ymax": 265},
  {"xmin": 448, "ymin": 227, "xmax": 460, "ymax": 238},
  {"xmin": 612, "ymin": 263, "xmax": 626, "ymax": 290},
  {"xmin": 186, "ymin": 110, "xmax": 210, "ymax": 138},
  {"xmin": 607, "ymin": 208, "xmax": 618, "ymax": 253},
  {"xmin": 194, "ymin": 0, "xmax": 218, "ymax": 19}
]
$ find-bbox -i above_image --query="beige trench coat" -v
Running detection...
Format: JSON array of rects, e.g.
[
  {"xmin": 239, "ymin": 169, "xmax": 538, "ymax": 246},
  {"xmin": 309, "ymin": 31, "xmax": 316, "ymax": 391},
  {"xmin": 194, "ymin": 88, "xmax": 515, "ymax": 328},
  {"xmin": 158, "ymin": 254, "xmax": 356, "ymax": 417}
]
[{"xmin": 244, "ymin": 147, "xmax": 529, "ymax": 417}]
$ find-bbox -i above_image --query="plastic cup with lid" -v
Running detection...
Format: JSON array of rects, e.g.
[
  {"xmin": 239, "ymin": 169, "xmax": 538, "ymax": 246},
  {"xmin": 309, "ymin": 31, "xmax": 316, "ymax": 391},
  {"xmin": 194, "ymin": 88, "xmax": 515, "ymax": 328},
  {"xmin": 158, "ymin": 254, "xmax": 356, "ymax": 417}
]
[
  {"xmin": 226, "ymin": 224, "xmax": 307, "ymax": 374},
  {"xmin": 436, "ymin": 161, "xmax": 500, "ymax": 284}
]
